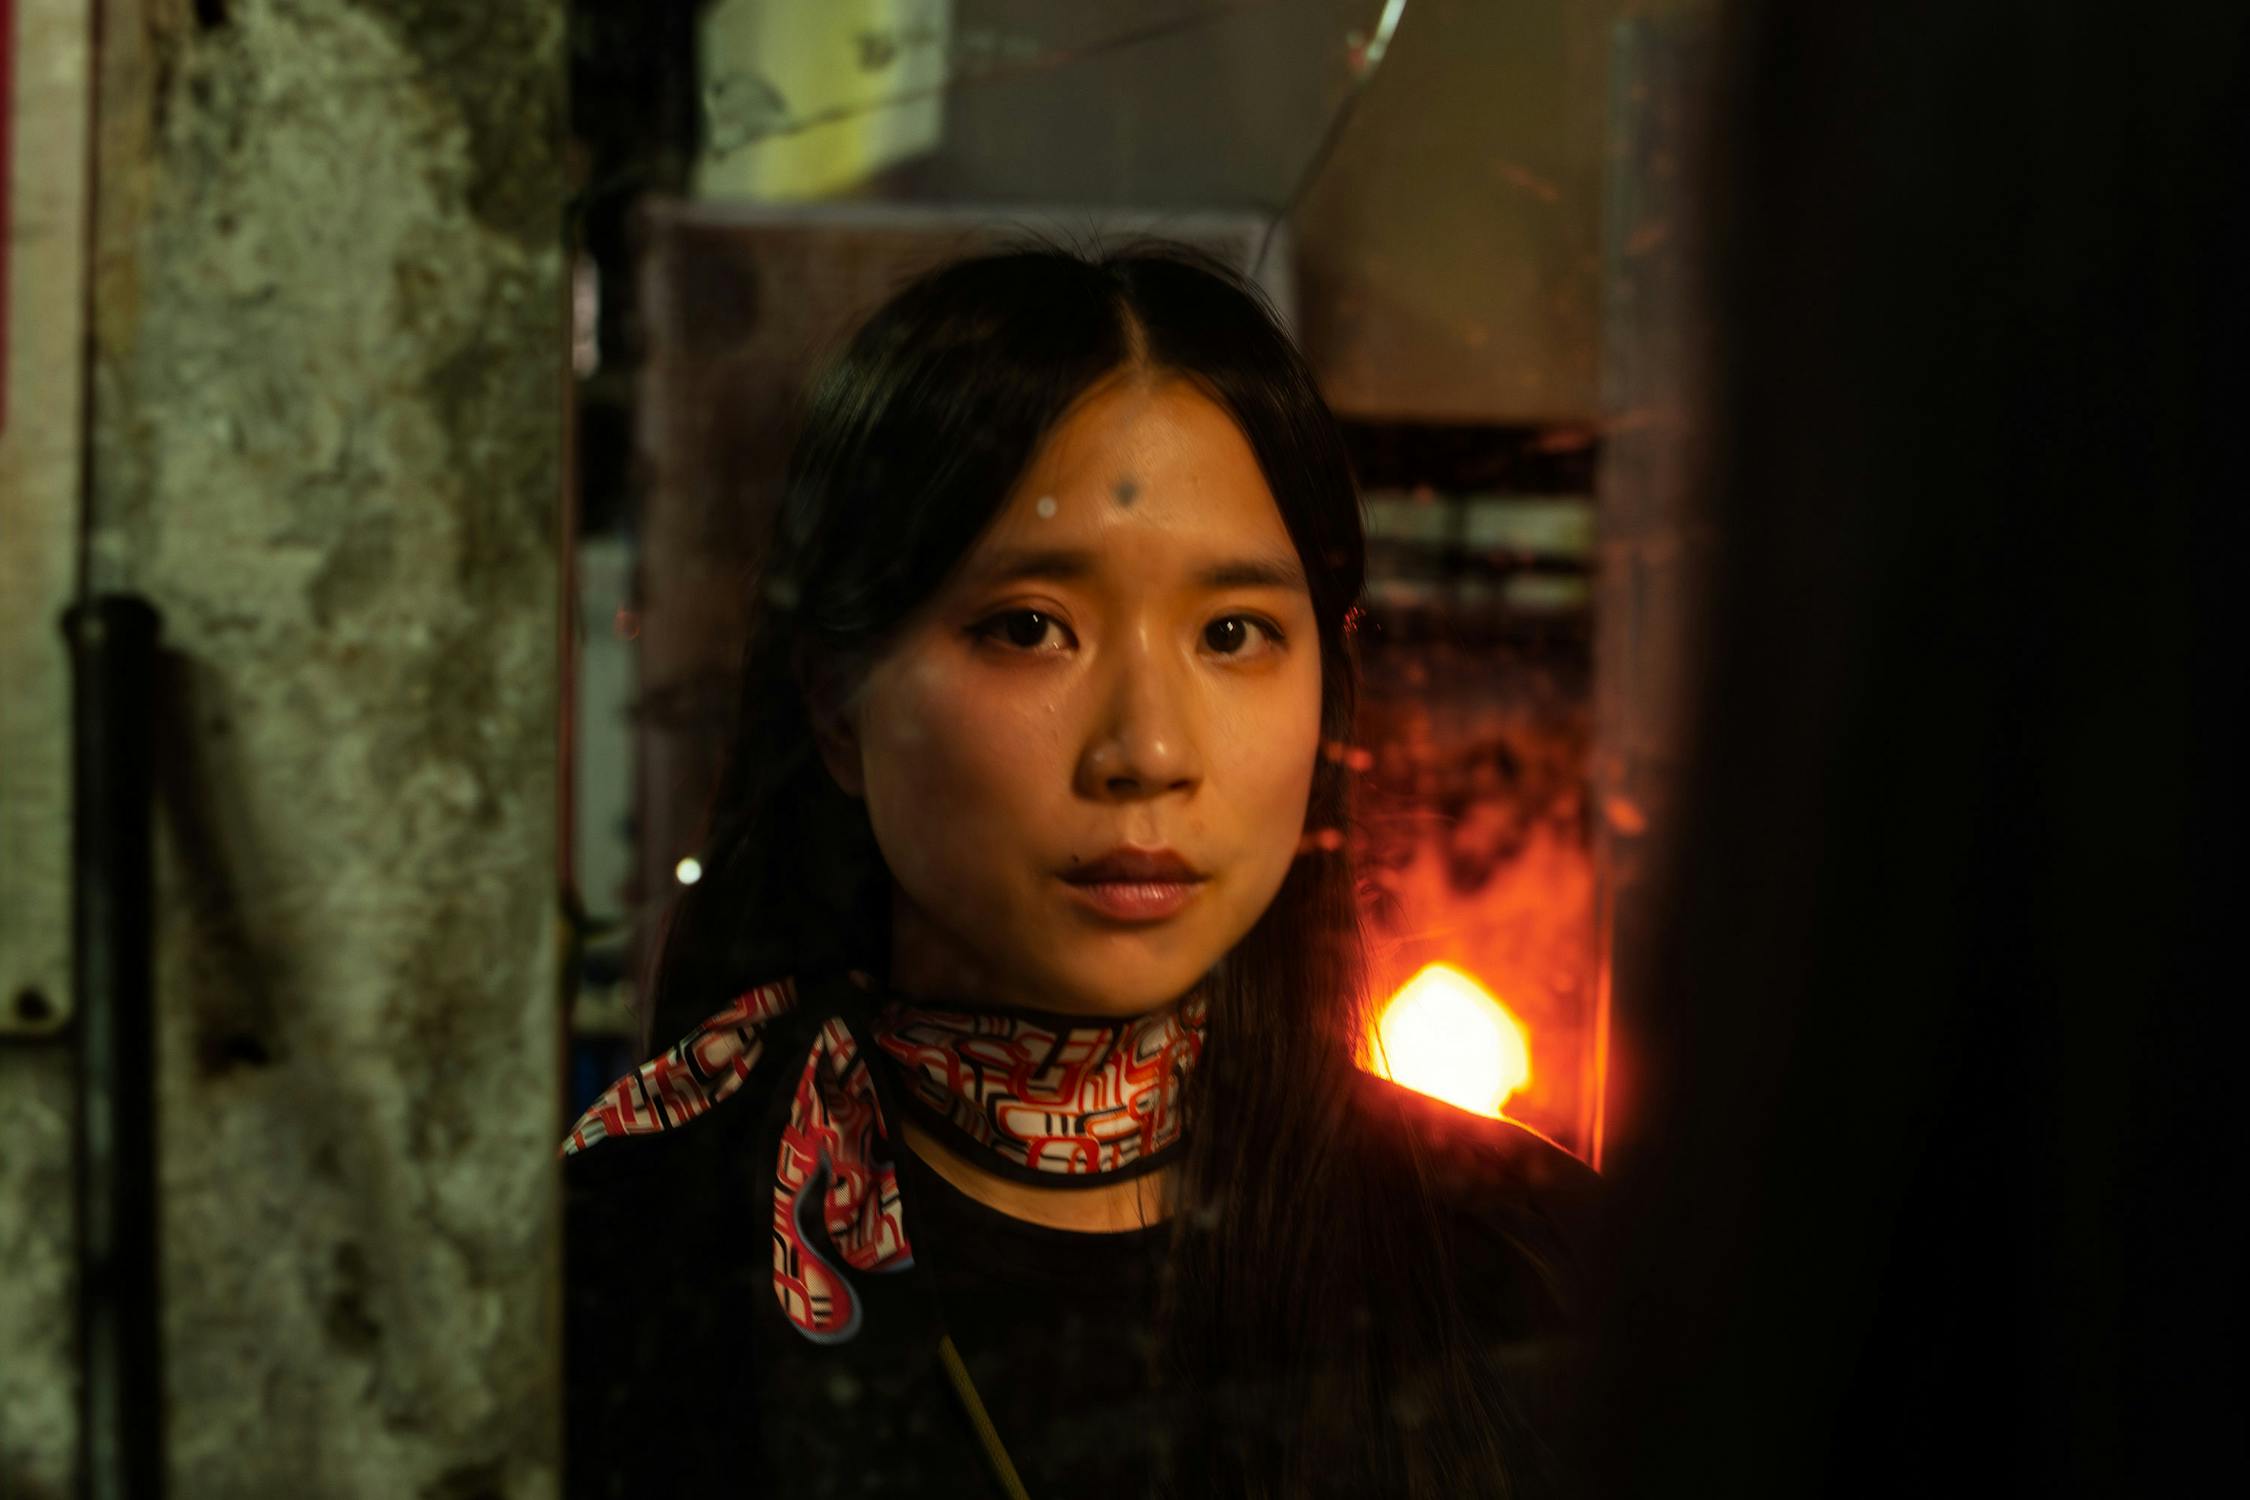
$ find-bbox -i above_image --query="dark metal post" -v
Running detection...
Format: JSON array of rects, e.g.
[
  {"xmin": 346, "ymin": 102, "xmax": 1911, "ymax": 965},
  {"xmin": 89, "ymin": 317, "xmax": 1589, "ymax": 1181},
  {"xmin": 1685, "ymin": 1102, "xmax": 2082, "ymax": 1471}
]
[{"xmin": 65, "ymin": 595, "xmax": 165, "ymax": 1500}]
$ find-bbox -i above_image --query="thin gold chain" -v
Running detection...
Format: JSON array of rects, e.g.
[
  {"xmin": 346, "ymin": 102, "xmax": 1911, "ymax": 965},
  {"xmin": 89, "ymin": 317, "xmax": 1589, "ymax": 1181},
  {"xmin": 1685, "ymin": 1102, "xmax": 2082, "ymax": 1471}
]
[{"xmin": 937, "ymin": 1333, "xmax": 1034, "ymax": 1500}]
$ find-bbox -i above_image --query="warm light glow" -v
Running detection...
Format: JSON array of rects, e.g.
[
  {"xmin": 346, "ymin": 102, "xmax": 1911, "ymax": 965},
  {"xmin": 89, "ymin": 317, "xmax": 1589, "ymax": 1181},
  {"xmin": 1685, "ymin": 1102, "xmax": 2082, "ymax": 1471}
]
[
  {"xmin": 1364, "ymin": 963, "xmax": 1531, "ymax": 1119},
  {"xmin": 674, "ymin": 857, "xmax": 703, "ymax": 885}
]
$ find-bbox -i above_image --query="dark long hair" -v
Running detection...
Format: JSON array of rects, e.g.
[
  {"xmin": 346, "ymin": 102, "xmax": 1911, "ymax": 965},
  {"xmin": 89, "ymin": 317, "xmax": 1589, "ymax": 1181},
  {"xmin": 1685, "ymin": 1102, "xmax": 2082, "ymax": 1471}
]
[{"xmin": 650, "ymin": 242, "xmax": 1519, "ymax": 1496}]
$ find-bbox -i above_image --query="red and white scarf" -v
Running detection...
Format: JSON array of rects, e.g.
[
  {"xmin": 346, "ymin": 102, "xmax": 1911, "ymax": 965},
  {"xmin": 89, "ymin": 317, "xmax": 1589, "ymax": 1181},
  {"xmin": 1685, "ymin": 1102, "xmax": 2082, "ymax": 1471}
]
[{"xmin": 561, "ymin": 977, "xmax": 1203, "ymax": 1342}]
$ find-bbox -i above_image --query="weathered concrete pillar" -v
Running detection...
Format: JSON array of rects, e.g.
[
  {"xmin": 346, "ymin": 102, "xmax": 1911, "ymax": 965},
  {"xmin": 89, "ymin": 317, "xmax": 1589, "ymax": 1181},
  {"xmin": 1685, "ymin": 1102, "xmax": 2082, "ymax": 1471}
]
[
  {"xmin": 1, "ymin": 1, "xmax": 99, "ymax": 1495},
  {"xmin": 2, "ymin": 0, "xmax": 567, "ymax": 1494}
]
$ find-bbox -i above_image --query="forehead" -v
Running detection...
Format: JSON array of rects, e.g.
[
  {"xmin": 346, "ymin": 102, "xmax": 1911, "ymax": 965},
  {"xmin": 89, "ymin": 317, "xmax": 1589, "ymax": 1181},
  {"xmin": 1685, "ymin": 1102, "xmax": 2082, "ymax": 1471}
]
[{"xmin": 973, "ymin": 375, "xmax": 1296, "ymax": 563}]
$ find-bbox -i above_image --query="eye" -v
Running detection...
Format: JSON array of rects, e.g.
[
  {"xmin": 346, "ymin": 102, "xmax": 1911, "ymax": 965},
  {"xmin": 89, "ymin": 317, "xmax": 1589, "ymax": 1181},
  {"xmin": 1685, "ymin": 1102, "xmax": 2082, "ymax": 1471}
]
[
  {"xmin": 1203, "ymin": 614, "xmax": 1283, "ymax": 657},
  {"xmin": 971, "ymin": 609, "xmax": 1074, "ymax": 653}
]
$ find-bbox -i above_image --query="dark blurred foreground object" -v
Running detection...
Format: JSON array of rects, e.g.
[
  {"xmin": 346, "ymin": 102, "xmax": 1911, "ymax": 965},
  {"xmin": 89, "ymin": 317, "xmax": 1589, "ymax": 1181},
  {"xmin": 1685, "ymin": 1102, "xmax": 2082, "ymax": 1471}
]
[{"xmin": 1584, "ymin": 2, "xmax": 2245, "ymax": 1495}]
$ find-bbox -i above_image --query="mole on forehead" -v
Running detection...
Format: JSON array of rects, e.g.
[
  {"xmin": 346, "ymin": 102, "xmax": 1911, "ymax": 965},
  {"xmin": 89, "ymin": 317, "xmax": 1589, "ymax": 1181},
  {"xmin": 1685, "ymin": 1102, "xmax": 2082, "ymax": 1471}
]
[{"xmin": 1110, "ymin": 475, "xmax": 1142, "ymax": 506}]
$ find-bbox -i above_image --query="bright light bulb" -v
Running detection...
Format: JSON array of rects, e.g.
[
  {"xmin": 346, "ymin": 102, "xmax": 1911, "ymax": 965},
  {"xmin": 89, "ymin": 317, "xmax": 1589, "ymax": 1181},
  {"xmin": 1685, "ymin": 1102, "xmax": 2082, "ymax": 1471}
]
[
  {"xmin": 674, "ymin": 856, "xmax": 703, "ymax": 885},
  {"xmin": 1364, "ymin": 962, "xmax": 1531, "ymax": 1118}
]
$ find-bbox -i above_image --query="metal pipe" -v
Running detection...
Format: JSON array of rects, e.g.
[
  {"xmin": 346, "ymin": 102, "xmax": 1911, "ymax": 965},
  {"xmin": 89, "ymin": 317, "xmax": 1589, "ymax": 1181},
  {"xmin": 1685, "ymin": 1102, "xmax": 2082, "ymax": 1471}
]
[{"xmin": 66, "ymin": 594, "xmax": 165, "ymax": 1500}]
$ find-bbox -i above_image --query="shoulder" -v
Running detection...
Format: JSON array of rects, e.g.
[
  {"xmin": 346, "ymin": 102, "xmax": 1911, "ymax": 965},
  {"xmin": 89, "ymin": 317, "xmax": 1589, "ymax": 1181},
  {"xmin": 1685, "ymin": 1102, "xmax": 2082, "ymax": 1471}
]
[
  {"xmin": 560, "ymin": 978, "xmax": 802, "ymax": 1163},
  {"xmin": 1345, "ymin": 1072, "xmax": 1602, "ymax": 1312},
  {"xmin": 562, "ymin": 987, "xmax": 811, "ymax": 1496},
  {"xmin": 1346, "ymin": 1070, "xmax": 1599, "ymax": 1199},
  {"xmin": 557, "ymin": 979, "xmax": 842, "ymax": 1227},
  {"xmin": 562, "ymin": 981, "xmax": 815, "ymax": 1413}
]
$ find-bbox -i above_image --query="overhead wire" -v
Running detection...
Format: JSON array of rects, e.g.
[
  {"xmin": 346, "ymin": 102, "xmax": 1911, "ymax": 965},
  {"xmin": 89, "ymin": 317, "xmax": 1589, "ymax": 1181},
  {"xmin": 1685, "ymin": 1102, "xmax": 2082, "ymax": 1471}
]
[{"xmin": 1253, "ymin": 0, "xmax": 1411, "ymax": 277}]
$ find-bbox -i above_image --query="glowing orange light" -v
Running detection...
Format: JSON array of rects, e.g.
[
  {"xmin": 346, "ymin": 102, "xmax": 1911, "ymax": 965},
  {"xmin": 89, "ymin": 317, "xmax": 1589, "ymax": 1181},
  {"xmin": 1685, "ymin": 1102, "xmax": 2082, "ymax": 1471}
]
[{"xmin": 1362, "ymin": 962, "xmax": 1531, "ymax": 1119}]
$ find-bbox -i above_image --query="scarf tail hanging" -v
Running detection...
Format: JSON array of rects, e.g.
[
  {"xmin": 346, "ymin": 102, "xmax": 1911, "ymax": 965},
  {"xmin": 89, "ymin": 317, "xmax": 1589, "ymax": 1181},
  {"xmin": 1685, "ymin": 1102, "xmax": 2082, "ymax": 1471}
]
[{"xmin": 771, "ymin": 1013, "xmax": 913, "ymax": 1343}]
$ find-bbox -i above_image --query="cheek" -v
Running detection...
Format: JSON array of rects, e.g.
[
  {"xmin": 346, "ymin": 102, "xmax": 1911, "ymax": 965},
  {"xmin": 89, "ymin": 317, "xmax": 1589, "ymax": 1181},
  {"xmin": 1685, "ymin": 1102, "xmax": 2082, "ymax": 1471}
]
[
  {"xmin": 1214, "ymin": 659, "xmax": 1326, "ymax": 864},
  {"xmin": 855, "ymin": 654, "xmax": 1065, "ymax": 893}
]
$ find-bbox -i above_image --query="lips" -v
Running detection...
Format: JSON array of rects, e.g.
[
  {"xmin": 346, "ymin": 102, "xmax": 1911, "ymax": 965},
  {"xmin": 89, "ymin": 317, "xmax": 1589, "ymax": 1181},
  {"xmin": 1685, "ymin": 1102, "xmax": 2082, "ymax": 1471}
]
[
  {"xmin": 1061, "ymin": 847, "xmax": 1208, "ymax": 922},
  {"xmin": 1064, "ymin": 848, "xmax": 1205, "ymax": 884}
]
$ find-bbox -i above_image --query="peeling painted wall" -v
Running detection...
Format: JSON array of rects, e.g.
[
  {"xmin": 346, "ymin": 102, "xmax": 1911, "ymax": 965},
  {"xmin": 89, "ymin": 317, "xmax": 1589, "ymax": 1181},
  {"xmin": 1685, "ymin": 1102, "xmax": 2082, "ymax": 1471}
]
[{"xmin": 1, "ymin": 0, "xmax": 567, "ymax": 1494}]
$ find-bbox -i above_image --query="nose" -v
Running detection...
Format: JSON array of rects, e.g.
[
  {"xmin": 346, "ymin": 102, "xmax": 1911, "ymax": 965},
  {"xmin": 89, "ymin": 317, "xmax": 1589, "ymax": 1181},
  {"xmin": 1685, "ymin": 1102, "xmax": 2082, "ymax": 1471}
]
[{"xmin": 1075, "ymin": 635, "xmax": 1203, "ymax": 802}]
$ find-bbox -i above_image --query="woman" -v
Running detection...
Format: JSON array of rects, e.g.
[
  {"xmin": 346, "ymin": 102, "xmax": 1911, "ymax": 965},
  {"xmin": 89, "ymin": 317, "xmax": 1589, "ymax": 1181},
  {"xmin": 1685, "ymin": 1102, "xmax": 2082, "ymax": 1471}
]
[{"xmin": 563, "ymin": 243, "xmax": 1594, "ymax": 1499}]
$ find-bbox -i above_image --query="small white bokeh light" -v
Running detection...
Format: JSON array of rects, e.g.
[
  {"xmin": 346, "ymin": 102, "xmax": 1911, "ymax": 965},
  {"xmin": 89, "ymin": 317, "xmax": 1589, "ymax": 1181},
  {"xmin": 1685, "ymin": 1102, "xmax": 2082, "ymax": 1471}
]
[{"xmin": 674, "ymin": 856, "xmax": 704, "ymax": 886}]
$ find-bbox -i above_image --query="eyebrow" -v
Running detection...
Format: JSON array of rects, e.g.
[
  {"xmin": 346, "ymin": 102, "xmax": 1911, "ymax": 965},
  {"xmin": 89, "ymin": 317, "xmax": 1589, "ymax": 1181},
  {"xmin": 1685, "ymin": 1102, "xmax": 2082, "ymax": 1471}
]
[{"xmin": 972, "ymin": 547, "xmax": 1309, "ymax": 592}]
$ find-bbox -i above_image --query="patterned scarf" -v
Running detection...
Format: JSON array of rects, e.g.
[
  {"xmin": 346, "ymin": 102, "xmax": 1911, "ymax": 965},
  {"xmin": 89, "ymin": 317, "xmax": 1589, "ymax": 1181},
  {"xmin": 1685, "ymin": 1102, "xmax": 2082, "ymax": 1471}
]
[
  {"xmin": 561, "ymin": 976, "xmax": 1204, "ymax": 1343},
  {"xmin": 874, "ymin": 994, "xmax": 1205, "ymax": 1183}
]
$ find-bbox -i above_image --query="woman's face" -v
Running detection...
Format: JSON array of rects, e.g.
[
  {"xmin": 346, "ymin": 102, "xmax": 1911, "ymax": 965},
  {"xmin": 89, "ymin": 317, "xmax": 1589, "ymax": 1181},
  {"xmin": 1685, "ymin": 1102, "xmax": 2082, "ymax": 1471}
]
[{"xmin": 820, "ymin": 374, "xmax": 1326, "ymax": 1017}]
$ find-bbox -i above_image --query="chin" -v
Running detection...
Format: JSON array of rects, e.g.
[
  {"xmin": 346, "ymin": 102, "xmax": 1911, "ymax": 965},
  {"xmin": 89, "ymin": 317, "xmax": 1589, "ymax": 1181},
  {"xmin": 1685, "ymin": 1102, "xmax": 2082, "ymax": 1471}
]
[
  {"xmin": 1030, "ymin": 900, "xmax": 1257, "ymax": 1013},
  {"xmin": 1036, "ymin": 956, "xmax": 1213, "ymax": 1018}
]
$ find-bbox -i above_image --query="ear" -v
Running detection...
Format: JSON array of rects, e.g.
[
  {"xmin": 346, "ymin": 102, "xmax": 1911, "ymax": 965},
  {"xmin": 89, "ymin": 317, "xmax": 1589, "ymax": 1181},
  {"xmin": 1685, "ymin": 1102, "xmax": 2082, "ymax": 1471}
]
[{"xmin": 800, "ymin": 655, "xmax": 867, "ymax": 800}]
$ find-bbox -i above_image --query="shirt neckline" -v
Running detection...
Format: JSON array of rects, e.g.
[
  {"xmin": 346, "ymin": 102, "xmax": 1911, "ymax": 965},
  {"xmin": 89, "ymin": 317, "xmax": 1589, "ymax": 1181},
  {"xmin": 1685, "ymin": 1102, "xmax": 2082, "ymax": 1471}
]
[{"xmin": 894, "ymin": 1135, "xmax": 1172, "ymax": 1270}]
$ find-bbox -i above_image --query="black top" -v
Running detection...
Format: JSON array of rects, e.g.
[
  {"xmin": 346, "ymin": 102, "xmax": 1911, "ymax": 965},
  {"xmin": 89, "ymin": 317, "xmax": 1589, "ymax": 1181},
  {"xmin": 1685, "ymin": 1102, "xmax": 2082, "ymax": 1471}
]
[
  {"xmin": 895, "ymin": 1142, "xmax": 1173, "ymax": 1497},
  {"xmin": 563, "ymin": 998, "xmax": 1596, "ymax": 1499}
]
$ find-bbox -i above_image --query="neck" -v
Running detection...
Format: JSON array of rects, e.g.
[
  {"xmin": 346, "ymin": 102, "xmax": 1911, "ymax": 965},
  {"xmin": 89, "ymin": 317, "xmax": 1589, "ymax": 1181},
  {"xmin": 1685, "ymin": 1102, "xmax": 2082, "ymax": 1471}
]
[
  {"xmin": 901, "ymin": 1119, "xmax": 1173, "ymax": 1233},
  {"xmin": 867, "ymin": 963, "xmax": 1202, "ymax": 1230}
]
